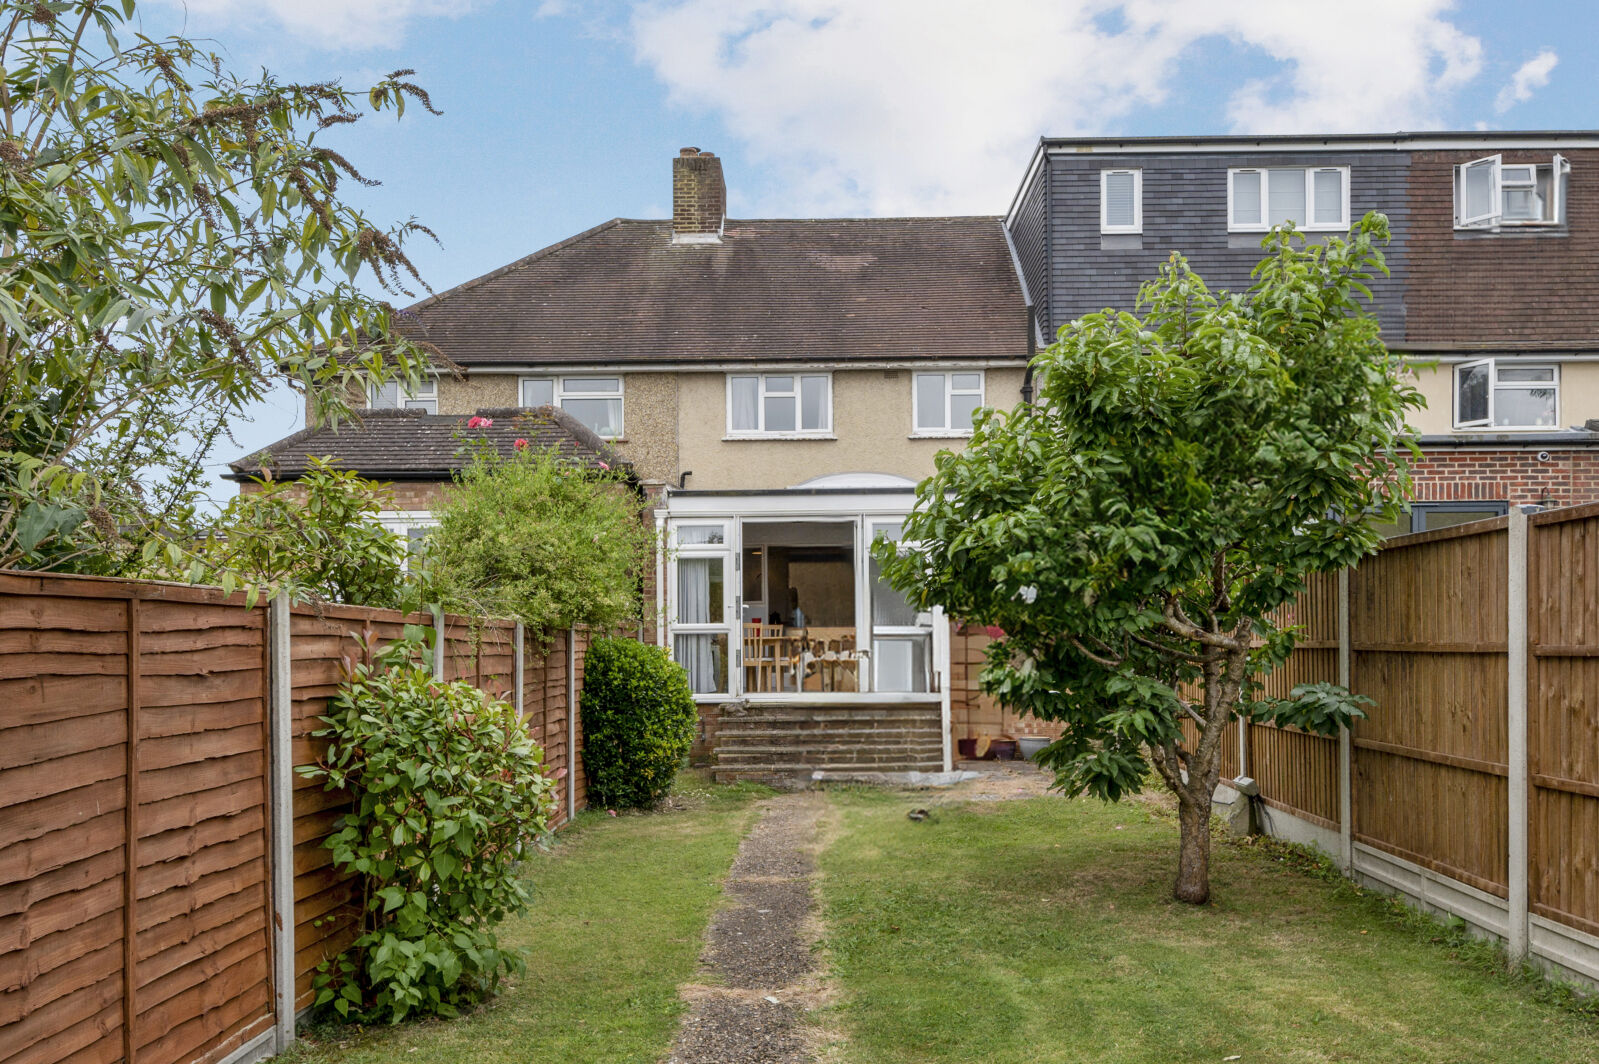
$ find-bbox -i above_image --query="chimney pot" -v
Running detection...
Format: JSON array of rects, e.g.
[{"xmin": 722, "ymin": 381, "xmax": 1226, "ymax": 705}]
[{"xmin": 672, "ymin": 147, "xmax": 726, "ymax": 243}]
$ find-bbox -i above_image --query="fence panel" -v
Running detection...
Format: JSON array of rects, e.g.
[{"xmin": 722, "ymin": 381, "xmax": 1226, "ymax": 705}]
[
  {"xmin": 1351, "ymin": 521, "xmax": 1510, "ymax": 897},
  {"xmin": 1528, "ymin": 506, "xmax": 1599, "ymax": 937}
]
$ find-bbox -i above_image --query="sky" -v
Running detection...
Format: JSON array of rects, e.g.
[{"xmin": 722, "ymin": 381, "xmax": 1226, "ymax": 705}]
[{"xmin": 132, "ymin": 0, "xmax": 1599, "ymax": 501}]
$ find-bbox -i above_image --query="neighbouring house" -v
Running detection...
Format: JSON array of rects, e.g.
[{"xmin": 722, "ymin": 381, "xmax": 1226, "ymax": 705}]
[
  {"xmin": 233, "ymin": 147, "xmax": 1034, "ymax": 780},
  {"xmin": 1007, "ymin": 130, "xmax": 1599, "ymax": 533}
]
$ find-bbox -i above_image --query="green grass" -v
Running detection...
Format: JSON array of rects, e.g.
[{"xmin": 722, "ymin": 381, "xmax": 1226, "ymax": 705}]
[
  {"xmin": 819, "ymin": 790, "xmax": 1599, "ymax": 1064},
  {"xmin": 285, "ymin": 773, "xmax": 772, "ymax": 1064}
]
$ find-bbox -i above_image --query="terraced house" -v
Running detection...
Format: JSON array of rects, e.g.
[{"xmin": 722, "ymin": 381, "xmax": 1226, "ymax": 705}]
[{"xmin": 236, "ymin": 131, "xmax": 1599, "ymax": 781}]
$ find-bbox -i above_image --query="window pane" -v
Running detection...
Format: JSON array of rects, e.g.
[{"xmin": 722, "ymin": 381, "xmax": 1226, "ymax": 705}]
[
  {"xmin": 951, "ymin": 372, "xmax": 982, "ymax": 392},
  {"xmin": 563, "ymin": 377, "xmax": 620, "ymax": 393},
  {"xmin": 800, "ymin": 375, "xmax": 828, "ymax": 430},
  {"xmin": 1457, "ymin": 363, "xmax": 1490, "ymax": 423},
  {"xmin": 521, "ymin": 378, "xmax": 555, "ymax": 407},
  {"xmin": 1494, "ymin": 387, "xmax": 1556, "ymax": 428},
  {"xmin": 1267, "ymin": 168, "xmax": 1305, "ymax": 226},
  {"xmin": 371, "ymin": 381, "xmax": 401, "ymax": 409},
  {"xmin": 1313, "ymin": 169, "xmax": 1343, "ymax": 225},
  {"xmin": 677, "ymin": 525, "xmax": 725, "ymax": 545},
  {"xmin": 1104, "ymin": 171, "xmax": 1135, "ymax": 228},
  {"xmin": 950, "ymin": 391, "xmax": 982, "ymax": 431},
  {"xmin": 673, "ymin": 633, "xmax": 728, "ymax": 695},
  {"xmin": 765, "ymin": 376, "xmax": 794, "ymax": 394},
  {"xmin": 870, "ymin": 523, "xmax": 918, "ymax": 628},
  {"xmin": 1421, "ymin": 508, "xmax": 1505, "ymax": 532},
  {"xmin": 764, "ymin": 394, "xmax": 796, "ymax": 432},
  {"xmin": 1232, "ymin": 171, "xmax": 1262, "ymax": 225},
  {"xmin": 403, "ymin": 399, "xmax": 435, "ymax": 412},
  {"xmin": 1503, "ymin": 187, "xmax": 1542, "ymax": 220},
  {"xmin": 873, "ymin": 637, "xmax": 928, "ymax": 693},
  {"xmin": 405, "ymin": 526, "xmax": 433, "ymax": 555},
  {"xmin": 915, "ymin": 374, "xmax": 946, "ymax": 430},
  {"xmin": 676, "ymin": 557, "xmax": 725, "ymax": 624},
  {"xmin": 1496, "ymin": 366, "xmax": 1555, "ymax": 382},
  {"xmin": 562, "ymin": 397, "xmax": 622, "ymax": 437},
  {"xmin": 1463, "ymin": 161, "xmax": 1495, "ymax": 220},
  {"xmin": 730, "ymin": 376, "xmax": 759, "ymax": 431}
]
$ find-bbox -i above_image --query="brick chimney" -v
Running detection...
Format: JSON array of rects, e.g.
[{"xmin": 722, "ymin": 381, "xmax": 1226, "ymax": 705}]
[{"xmin": 672, "ymin": 147, "xmax": 725, "ymax": 243}]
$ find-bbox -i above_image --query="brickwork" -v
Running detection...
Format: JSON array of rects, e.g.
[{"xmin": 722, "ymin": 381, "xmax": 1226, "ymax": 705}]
[
  {"xmin": 672, "ymin": 148, "xmax": 725, "ymax": 237},
  {"xmin": 1406, "ymin": 149, "xmax": 1599, "ymax": 345},
  {"xmin": 949, "ymin": 623, "xmax": 1065, "ymax": 745},
  {"xmin": 1411, "ymin": 447, "xmax": 1599, "ymax": 507}
]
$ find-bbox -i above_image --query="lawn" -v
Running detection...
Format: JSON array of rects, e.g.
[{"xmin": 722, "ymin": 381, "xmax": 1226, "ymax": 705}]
[
  {"xmin": 820, "ymin": 788, "xmax": 1599, "ymax": 1064},
  {"xmin": 284, "ymin": 773, "xmax": 771, "ymax": 1064}
]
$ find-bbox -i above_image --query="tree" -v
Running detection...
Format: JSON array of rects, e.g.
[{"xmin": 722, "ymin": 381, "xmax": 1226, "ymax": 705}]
[
  {"xmin": 0, "ymin": 0, "xmax": 438, "ymax": 573},
  {"xmin": 877, "ymin": 216, "xmax": 1420, "ymax": 903},
  {"xmin": 426, "ymin": 439, "xmax": 656, "ymax": 634},
  {"xmin": 188, "ymin": 459, "xmax": 413, "ymax": 607}
]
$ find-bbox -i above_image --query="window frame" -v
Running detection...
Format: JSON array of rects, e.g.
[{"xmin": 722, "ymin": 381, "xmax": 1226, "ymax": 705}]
[
  {"xmin": 724, "ymin": 372, "xmax": 833, "ymax": 438},
  {"xmin": 1379, "ymin": 501, "xmax": 1510, "ymax": 537},
  {"xmin": 1453, "ymin": 358, "xmax": 1560, "ymax": 431},
  {"xmin": 1454, "ymin": 154, "xmax": 1568, "ymax": 230},
  {"xmin": 368, "ymin": 376, "xmax": 437, "ymax": 413},
  {"xmin": 911, "ymin": 371, "xmax": 986, "ymax": 437},
  {"xmin": 1099, "ymin": 168, "xmax": 1143, "ymax": 234},
  {"xmin": 518, "ymin": 375, "xmax": 624, "ymax": 438},
  {"xmin": 1227, "ymin": 166, "xmax": 1350, "ymax": 232}
]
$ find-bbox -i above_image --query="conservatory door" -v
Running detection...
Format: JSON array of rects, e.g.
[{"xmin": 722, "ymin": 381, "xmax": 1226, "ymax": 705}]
[{"xmin": 669, "ymin": 521, "xmax": 734, "ymax": 699}]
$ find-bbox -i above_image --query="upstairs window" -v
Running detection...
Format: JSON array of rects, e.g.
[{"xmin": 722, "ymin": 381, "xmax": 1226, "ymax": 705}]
[
  {"xmin": 519, "ymin": 376, "xmax": 623, "ymax": 438},
  {"xmin": 1455, "ymin": 155, "xmax": 1567, "ymax": 229},
  {"xmin": 1228, "ymin": 166, "xmax": 1349, "ymax": 232},
  {"xmin": 1100, "ymin": 169, "xmax": 1142, "ymax": 233},
  {"xmin": 1454, "ymin": 359, "xmax": 1559, "ymax": 429},
  {"xmin": 727, "ymin": 374, "xmax": 831, "ymax": 437},
  {"xmin": 913, "ymin": 372, "xmax": 985, "ymax": 435},
  {"xmin": 369, "ymin": 377, "xmax": 437, "ymax": 413}
]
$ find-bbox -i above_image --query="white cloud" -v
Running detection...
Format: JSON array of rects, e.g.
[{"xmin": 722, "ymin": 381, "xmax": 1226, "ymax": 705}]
[
  {"xmin": 1494, "ymin": 50, "xmax": 1558, "ymax": 114},
  {"xmin": 148, "ymin": 0, "xmax": 479, "ymax": 50},
  {"xmin": 625, "ymin": 0, "xmax": 1485, "ymax": 215}
]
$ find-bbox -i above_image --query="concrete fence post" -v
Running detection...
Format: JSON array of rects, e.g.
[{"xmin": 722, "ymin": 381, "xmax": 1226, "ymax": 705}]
[
  {"xmin": 431, "ymin": 606, "xmax": 446, "ymax": 680},
  {"xmin": 1507, "ymin": 507, "xmax": 1530, "ymax": 966},
  {"xmin": 513, "ymin": 622, "xmax": 525, "ymax": 717},
  {"xmin": 267, "ymin": 594, "xmax": 296, "ymax": 1052},
  {"xmin": 1338, "ymin": 567, "xmax": 1354, "ymax": 872}
]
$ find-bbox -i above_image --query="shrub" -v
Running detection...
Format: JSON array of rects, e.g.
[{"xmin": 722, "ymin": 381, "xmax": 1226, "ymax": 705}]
[
  {"xmin": 580, "ymin": 638, "xmax": 698, "ymax": 809},
  {"xmin": 300, "ymin": 633, "xmax": 557, "ymax": 1023}
]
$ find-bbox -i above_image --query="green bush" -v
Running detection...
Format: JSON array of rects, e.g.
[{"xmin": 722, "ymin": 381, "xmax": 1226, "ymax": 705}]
[
  {"xmin": 580, "ymin": 638, "xmax": 698, "ymax": 809},
  {"xmin": 300, "ymin": 633, "xmax": 558, "ymax": 1023}
]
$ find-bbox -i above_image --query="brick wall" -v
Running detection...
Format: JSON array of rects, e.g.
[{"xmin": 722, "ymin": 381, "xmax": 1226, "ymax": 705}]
[
  {"xmin": 1406, "ymin": 149, "xmax": 1599, "ymax": 344},
  {"xmin": 1411, "ymin": 447, "xmax": 1599, "ymax": 507},
  {"xmin": 949, "ymin": 623, "xmax": 1065, "ymax": 744}
]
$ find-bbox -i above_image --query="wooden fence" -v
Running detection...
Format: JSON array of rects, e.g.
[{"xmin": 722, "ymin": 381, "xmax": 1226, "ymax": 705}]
[
  {"xmin": 1208, "ymin": 504, "xmax": 1599, "ymax": 986},
  {"xmin": 1, "ymin": 571, "xmax": 589, "ymax": 1064}
]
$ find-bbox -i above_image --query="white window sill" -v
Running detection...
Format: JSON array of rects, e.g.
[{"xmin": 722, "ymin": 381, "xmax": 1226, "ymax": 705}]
[
  {"xmin": 723, "ymin": 433, "xmax": 837, "ymax": 441},
  {"xmin": 1228, "ymin": 224, "xmax": 1348, "ymax": 234},
  {"xmin": 1450, "ymin": 425, "xmax": 1559, "ymax": 433},
  {"xmin": 1099, "ymin": 228, "xmax": 1142, "ymax": 236},
  {"xmin": 910, "ymin": 431, "xmax": 974, "ymax": 440}
]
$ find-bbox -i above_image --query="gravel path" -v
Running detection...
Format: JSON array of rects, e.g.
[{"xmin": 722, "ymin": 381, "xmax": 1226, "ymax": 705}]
[{"xmin": 668, "ymin": 792, "xmax": 829, "ymax": 1064}]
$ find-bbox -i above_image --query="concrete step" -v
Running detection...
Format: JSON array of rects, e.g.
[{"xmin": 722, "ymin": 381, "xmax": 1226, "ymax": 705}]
[{"xmin": 716, "ymin": 728, "xmax": 943, "ymax": 744}]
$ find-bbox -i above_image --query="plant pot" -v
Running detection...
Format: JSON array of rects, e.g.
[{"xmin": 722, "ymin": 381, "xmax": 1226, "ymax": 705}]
[
  {"xmin": 957, "ymin": 737, "xmax": 984, "ymax": 760},
  {"xmin": 1017, "ymin": 736, "xmax": 1050, "ymax": 761},
  {"xmin": 988, "ymin": 739, "xmax": 1019, "ymax": 761}
]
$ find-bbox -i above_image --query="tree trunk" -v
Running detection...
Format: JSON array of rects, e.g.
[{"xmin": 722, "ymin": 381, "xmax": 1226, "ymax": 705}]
[{"xmin": 1174, "ymin": 792, "xmax": 1213, "ymax": 904}]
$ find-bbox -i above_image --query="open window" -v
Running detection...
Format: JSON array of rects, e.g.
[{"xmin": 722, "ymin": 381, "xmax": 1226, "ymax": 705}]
[
  {"xmin": 1454, "ymin": 359, "xmax": 1559, "ymax": 429},
  {"xmin": 1455, "ymin": 155, "xmax": 1567, "ymax": 229}
]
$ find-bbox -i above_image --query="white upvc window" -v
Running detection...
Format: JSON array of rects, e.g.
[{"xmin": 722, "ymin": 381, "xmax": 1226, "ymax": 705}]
[
  {"xmin": 1228, "ymin": 166, "xmax": 1349, "ymax": 232},
  {"xmin": 726, "ymin": 373, "xmax": 832, "ymax": 437},
  {"xmin": 1455, "ymin": 154, "xmax": 1568, "ymax": 229},
  {"xmin": 519, "ymin": 375, "xmax": 623, "ymax": 438},
  {"xmin": 377, "ymin": 511, "xmax": 437, "ymax": 570},
  {"xmin": 1454, "ymin": 359, "xmax": 1559, "ymax": 430},
  {"xmin": 1100, "ymin": 168, "xmax": 1142, "ymax": 233},
  {"xmin": 368, "ymin": 376, "xmax": 437, "ymax": 413},
  {"xmin": 912, "ymin": 371, "xmax": 985, "ymax": 436}
]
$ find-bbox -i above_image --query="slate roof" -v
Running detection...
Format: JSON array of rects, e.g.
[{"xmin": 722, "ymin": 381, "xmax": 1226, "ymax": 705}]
[
  {"xmin": 392, "ymin": 216, "xmax": 1029, "ymax": 365},
  {"xmin": 226, "ymin": 406, "xmax": 628, "ymax": 481}
]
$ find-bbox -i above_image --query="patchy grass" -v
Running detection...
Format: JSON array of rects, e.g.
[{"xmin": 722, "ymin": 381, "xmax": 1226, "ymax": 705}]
[
  {"xmin": 285, "ymin": 772, "xmax": 773, "ymax": 1064},
  {"xmin": 819, "ymin": 789, "xmax": 1599, "ymax": 1064}
]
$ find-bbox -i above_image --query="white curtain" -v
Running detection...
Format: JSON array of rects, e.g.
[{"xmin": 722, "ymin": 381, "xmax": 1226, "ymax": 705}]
[
  {"xmin": 675, "ymin": 635, "xmax": 723, "ymax": 693},
  {"xmin": 730, "ymin": 376, "xmax": 759, "ymax": 431},
  {"xmin": 678, "ymin": 558, "xmax": 712, "ymax": 623}
]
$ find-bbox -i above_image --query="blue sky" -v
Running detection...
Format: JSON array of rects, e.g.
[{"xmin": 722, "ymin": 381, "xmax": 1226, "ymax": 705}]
[{"xmin": 138, "ymin": 0, "xmax": 1597, "ymax": 500}]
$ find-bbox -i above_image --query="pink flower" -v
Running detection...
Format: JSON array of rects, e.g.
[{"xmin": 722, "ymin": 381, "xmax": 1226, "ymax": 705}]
[
  {"xmin": 466, "ymin": 415, "xmax": 494, "ymax": 429},
  {"xmin": 597, "ymin": 460, "xmax": 610, "ymax": 471},
  {"xmin": 514, "ymin": 438, "xmax": 528, "ymax": 450},
  {"xmin": 606, "ymin": 809, "xmax": 618, "ymax": 817}
]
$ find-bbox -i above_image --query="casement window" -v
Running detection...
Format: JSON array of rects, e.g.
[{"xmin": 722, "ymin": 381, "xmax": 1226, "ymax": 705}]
[
  {"xmin": 368, "ymin": 377, "xmax": 437, "ymax": 413},
  {"xmin": 1228, "ymin": 167, "xmax": 1349, "ymax": 231},
  {"xmin": 912, "ymin": 371, "xmax": 985, "ymax": 435},
  {"xmin": 1454, "ymin": 359, "xmax": 1559, "ymax": 429},
  {"xmin": 1100, "ymin": 168, "xmax": 1142, "ymax": 233},
  {"xmin": 726, "ymin": 374, "xmax": 831, "ymax": 436},
  {"xmin": 1455, "ymin": 155, "xmax": 1568, "ymax": 229},
  {"xmin": 519, "ymin": 376, "xmax": 623, "ymax": 438}
]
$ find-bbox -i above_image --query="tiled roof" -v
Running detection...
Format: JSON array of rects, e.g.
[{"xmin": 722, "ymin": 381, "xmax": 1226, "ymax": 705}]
[
  {"xmin": 393, "ymin": 216, "xmax": 1029, "ymax": 366},
  {"xmin": 226, "ymin": 406, "xmax": 628, "ymax": 481}
]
